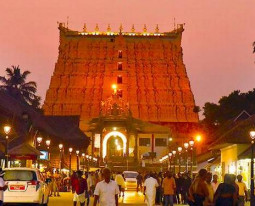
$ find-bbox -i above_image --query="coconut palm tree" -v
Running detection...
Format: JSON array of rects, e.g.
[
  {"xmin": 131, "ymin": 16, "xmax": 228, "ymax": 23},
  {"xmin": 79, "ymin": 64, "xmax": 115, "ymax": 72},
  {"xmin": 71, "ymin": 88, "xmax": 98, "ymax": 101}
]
[{"xmin": 0, "ymin": 65, "xmax": 40, "ymax": 108}]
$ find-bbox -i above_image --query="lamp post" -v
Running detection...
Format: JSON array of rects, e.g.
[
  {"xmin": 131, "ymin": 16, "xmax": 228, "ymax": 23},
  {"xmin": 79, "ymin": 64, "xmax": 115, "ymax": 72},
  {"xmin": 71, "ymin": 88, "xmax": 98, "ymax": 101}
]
[
  {"xmin": 168, "ymin": 153, "xmax": 172, "ymax": 171},
  {"xmin": 3, "ymin": 125, "xmax": 11, "ymax": 168},
  {"xmin": 178, "ymin": 147, "xmax": 182, "ymax": 173},
  {"xmin": 189, "ymin": 140, "xmax": 195, "ymax": 172},
  {"xmin": 36, "ymin": 136, "xmax": 43, "ymax": 168},
  {"xmin": 184, "ymin": 143, "xmax": 189, "ymax": 172},
  {"xmin": 45, "ymin": 140, "xmax": 51, "ymax": 150},
  {"xmin": 82, "ymin": 153, "xmax": 85, "ymax": 172},
  {"xmin": 59, "ymin": 144, "xmax": 63, "ymax": 171},
  {"xmin": 69, "ymin": 148, "xmax": 73, "ymax": 173},
  {"xmin": 45, "ymin": 140, "xmax": 51, "ymax": 169},
  {"xmin": 249, "ymin": 131, "xmax": 255, "ymax": 206},
  {"xmin": 172, "ymin": 150, "xmax": 176, "ymax": 174},
  {"xmin": 76, "ymin": 150, "xmax": 80, "ymax": 171}
]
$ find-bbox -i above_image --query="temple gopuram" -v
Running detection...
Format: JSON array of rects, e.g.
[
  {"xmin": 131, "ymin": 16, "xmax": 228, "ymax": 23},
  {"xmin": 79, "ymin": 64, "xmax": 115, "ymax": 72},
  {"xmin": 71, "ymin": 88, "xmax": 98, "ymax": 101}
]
[{"xmin": 43, "ymin": 23, "xmax": 199, "ymax": 168}]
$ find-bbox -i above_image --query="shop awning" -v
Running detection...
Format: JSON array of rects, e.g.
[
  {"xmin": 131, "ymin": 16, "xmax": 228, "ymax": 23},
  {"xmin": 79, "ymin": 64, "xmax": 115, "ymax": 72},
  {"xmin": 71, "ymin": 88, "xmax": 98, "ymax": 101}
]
[{"xmin": 8, "ymin": 143, "xmax": 41, "ymax": 160}]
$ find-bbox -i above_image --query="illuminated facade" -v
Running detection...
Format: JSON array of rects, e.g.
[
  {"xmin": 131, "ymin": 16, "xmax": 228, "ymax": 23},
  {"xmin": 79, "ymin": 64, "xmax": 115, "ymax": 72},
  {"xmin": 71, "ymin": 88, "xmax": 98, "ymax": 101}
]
[{"xmin": 43, "ymin": 23, "xmax": 199, "ymax": 165}]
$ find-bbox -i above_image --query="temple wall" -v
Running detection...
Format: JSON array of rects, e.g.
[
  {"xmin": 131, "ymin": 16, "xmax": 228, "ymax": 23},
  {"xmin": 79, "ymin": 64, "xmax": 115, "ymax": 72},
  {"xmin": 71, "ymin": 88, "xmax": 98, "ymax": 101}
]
[{"xmin": 43, "ymin": 27, "xmax": 199, "ymax": 128}]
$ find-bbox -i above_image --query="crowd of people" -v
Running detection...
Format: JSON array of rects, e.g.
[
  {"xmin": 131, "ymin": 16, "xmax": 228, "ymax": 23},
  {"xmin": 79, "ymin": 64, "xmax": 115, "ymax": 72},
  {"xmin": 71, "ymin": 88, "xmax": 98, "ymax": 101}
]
[
  {"xmin": 137, "ymin": 169, "xmax": 248, "ymax": 206},
  {"xmin": 42, "ymin": 168, "xmax": 249, "ymax": 206}
]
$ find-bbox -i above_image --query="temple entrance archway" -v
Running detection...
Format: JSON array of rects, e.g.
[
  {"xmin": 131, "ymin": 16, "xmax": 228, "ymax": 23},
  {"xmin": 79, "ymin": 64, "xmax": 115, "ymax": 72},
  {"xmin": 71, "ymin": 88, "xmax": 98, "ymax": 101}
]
[{"xmin": 102, "ymin": 131, "xmax": 127, "ymax": 158}]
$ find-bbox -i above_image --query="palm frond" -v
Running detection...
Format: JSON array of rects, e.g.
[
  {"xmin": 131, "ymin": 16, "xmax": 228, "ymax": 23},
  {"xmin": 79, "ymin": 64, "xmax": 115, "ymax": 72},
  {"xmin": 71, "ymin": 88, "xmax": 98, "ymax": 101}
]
[{"xmin": 21, "ymin": 70, "xmax": 31, "ymax": 79}]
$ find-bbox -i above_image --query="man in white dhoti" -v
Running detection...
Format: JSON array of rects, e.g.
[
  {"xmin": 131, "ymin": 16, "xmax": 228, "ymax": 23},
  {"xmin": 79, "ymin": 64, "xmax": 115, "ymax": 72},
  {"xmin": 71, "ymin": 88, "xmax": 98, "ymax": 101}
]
[{"xmin": 144, "ymin": 173, "xmax": 159, "ymax": 206}]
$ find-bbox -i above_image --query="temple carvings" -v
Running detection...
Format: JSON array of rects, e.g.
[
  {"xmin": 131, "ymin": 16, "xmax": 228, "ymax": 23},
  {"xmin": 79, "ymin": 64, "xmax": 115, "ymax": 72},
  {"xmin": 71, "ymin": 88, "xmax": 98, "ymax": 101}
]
[{"xmin": 43, "ymin": 23, "xmax": 198, "ymax": 133}]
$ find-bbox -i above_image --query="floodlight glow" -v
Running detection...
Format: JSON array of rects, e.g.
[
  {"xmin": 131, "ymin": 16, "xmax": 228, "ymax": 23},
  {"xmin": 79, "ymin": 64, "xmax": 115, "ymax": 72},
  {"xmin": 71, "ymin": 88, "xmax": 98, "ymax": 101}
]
[{"xmin": 103, "ymin": 131, "xmax": 126, "ymax": 158}]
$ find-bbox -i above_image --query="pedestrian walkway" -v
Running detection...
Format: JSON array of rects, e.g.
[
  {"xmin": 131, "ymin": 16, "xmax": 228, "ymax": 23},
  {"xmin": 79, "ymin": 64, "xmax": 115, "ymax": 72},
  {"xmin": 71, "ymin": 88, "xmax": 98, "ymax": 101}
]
[{"xmin": 49, "ymin": 191, "xmax": 146, "ymax": 206}]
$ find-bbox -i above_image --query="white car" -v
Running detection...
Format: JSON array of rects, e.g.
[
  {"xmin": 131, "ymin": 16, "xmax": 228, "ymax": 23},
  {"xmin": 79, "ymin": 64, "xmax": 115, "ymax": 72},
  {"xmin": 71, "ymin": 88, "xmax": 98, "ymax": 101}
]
[
  {"xmin": 123, "ymin": 171, "xmax": 138, "ymax": 190},
  {"xmin": 4, "ymin": 168, "xmax": 50, "ymax": 205}
]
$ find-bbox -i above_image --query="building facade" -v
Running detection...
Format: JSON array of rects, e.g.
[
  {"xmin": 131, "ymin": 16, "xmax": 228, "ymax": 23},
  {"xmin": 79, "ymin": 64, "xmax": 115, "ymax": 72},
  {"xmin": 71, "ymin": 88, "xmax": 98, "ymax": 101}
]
[{"xmin": 43, "ymin": 23, "xmax": 199, "ymax": 165}]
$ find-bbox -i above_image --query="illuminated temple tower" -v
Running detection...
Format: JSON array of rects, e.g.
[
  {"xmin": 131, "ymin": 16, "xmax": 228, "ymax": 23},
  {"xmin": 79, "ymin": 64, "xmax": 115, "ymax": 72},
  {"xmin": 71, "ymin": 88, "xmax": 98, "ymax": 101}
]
[{"xmin": 43, "ymin": 23, "xmax": 199, "ymax": 163}]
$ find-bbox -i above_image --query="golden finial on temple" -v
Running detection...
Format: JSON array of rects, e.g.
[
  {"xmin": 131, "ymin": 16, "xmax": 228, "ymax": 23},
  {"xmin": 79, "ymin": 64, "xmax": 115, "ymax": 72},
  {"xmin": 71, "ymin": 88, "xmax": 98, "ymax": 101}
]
[
  {"xmin": 107, "ymin": 24, "xmax": 111, "ymax": 32},
  {"xmin": 83, "ymin": 23, "xmax": 87, "ymax": 32},
  {"xmin": 143, "ymin": 24, "xmax": 147, "ymax": 33},
  {"xmin": 155, "ymin": 24, "xmax": 159, "ymax": 33},
  {"xmin": 131, "ymin": 24, "xmax": 135, "ymax": 32},
  {"xmin": 95, "ymin": 24, "xmax": 99, "ymax": 32},
  {"xmin": 119, "ymin": 23, "xmax": 123, "ymax": 33}
]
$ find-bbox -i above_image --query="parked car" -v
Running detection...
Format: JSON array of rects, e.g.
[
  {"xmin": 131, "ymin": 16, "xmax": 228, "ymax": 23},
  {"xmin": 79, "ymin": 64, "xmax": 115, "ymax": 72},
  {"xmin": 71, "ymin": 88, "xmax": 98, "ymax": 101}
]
[
  {"xmin": 123, "ymin": 171, "xmax": 138, "ymax": 190},
  {"xmin": 3, "ymin": 167, "xmax": 50, "ymax": 205}
]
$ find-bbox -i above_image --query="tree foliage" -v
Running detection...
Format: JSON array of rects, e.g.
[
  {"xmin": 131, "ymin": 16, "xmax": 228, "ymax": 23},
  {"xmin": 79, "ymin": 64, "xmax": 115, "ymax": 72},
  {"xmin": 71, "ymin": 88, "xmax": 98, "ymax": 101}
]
[
  {"xmin": 202, "ymin": 89, "xmax": 255, "ymax": 126},
  {"xmin": 0, "ymin": 65, "xmax": 41, "ymax": 108}
]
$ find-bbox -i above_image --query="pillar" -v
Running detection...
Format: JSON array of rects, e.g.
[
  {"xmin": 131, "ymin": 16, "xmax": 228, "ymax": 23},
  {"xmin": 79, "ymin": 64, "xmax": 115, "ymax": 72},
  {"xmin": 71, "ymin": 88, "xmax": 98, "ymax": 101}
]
[{"xmin": 126, "ymin": 132, "xmax": 129, "ymax": 157}]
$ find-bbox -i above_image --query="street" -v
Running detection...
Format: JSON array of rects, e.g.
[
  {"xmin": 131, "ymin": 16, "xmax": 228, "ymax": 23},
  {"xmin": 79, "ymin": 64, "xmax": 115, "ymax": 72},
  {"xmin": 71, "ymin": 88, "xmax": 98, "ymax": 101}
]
[{"xmin": 49, "ymin": 191, "xmax": 146, "ymax": 206}]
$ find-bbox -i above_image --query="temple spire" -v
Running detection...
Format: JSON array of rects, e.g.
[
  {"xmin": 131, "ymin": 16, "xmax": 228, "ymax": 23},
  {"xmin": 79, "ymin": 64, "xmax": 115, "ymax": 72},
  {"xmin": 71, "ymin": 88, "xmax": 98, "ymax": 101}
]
[
  {"xmin": 143, "ymin": 24, "xmax": 147, "ymax": 33},
  {"xmin": 119, "ymin": 23, "xmax": 123, "ymax": 33},
  {"xmin": 83, "ymin": 23, "xmax": 87, "ymax": 32},
  {"xmin": 95, "ymin": 24, "xmax": 99, "ymax": 32},
  {"xmin": 155, "ymin": 24, "xmax": 159, "ymax": 33},
  {"xmin": 107, "ymin": 24, "xmax": 111, "ymax": 32},
  {"xmin": 131, "ymin": 24, "xmax": 135, "ymax": 32}
]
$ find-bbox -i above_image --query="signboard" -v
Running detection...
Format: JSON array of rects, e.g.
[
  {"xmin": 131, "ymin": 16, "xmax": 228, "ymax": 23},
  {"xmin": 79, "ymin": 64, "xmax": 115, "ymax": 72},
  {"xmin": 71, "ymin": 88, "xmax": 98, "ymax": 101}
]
[{"xmin": 39, "ymin": 151, "xmax": 49, "ymax": 160}]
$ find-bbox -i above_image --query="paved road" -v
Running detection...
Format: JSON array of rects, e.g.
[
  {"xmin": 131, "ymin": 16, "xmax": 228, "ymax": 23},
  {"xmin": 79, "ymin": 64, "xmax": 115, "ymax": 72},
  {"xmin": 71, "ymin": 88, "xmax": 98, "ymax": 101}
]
[{"xmin": 49, "ymin": 191, "xmax": 146, "ymax": 206}]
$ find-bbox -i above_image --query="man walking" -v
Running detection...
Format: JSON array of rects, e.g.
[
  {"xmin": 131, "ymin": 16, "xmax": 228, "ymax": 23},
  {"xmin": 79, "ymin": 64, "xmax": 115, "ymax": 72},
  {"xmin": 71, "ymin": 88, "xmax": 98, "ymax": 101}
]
[
  {"xmin": 144, "ymin": 172, "xmax": 159, "ymax": 206},
  {"xmin": 136, "ymin": 172, "xmax": 143, "ymax": 192},
  {"xmin": 211, "ymin": 174, "xmax": 219, "ymax": 193},
  {"xmin": 115, "ymin": 171, "xmax": 125, "ymax": 197},
  {"xmin": 162, "ymin": 171, "xmax": 176, "ymax": 206},
  {"xmin": 72, "ymin": 171, "xmax": 88, "ymax": 206},
  {"xmin": 236, "ymin": 175, "xmax": 248, "ymax": 206},
  {"xmin": 93, "ymin": 168, "xmax": 119, "ymax": 206}
]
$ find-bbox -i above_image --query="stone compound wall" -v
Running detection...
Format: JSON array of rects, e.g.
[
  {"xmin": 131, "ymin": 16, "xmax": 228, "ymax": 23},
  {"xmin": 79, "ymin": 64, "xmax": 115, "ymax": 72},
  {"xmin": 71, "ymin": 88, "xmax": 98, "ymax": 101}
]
[{"xmin": 43, "ymin": 25, "xmax": 198, "ymax": 131}]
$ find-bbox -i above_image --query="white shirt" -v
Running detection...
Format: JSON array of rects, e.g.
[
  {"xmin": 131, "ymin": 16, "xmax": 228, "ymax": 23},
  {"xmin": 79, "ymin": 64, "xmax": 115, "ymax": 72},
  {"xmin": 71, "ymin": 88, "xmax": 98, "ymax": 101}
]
[
  {"xmin": 94, "ymin": 180, "xmax": 119, "ymax": 206},
  {"xmin": 0, "ymin": 177, "xmax": 5, "ymax": 201},
  {"xmin": 144, "ymin": 177, "xmax": 159, "ymax": 196},
  {"xmin": 211, "ymin": 182, "xmax": 219, "ymax": 193}
]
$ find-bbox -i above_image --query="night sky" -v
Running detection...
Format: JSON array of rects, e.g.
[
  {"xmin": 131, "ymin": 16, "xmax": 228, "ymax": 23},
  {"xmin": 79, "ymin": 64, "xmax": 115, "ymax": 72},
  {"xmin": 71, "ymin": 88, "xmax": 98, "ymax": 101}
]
[{"xmin": 0, "ymin": 0, "xmax": 254, "ymax": 115}]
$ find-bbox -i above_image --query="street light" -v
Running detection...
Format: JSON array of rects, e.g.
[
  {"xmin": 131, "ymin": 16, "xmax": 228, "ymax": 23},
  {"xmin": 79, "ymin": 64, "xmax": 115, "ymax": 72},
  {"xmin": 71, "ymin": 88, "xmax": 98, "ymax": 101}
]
[
  {"xmin": 36, "ymin": 137, "xmax": 43, "ymax": 147},
  {"xmin": 189, "ymin": 140, "xmax": 195, "ymax": 172},
  {"xmin": 3, "ymin": 125, "xmax": 11, "ymax": 168},
  {"xmin": 178, "ymin": 147, "xmax": 182, "ymax": 173},
  {"xmin": 184, "ymin": 143, "xmax": 189, "ymax": 172},
  {"xmin": 45, "ymin": 140, "xmax": 51, "ymax": 166},
  {"xmin": 249, "ymin": 130, "xmax": 255, "ymax": 206},
  {"xmin": 69, "ymin": 148, "xmax": 73, "ymax": 172},
  {"xmin": 172, "ymin": 150, "xmax": 176, "ymax": 174},
  {"xmin": 59, "ymin": 144, "xmax": 63, "ymax": 171},
  {"xmin": 168, "ymin": 152, "xmax": 172, "ymax": 171},
  {"xmin": 45, "ymin": 140, "xmax": 51, "ymax": 149},
  {"xmin": 82, "ymin": 153, "xmax": 85, "ymax": 171},
  {"xmin": 76, "ymin": 150, "xmax": 80, "ymax": 170}
]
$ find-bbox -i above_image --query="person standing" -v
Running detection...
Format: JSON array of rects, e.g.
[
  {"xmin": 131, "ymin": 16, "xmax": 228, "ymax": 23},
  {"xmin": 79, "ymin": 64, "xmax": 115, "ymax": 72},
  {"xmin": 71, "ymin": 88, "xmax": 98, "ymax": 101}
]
[
  {"xmin": 136, "ymin": 172, "xmax": 143, "ymax": 192},
  {"xmin": 182, "ymin": 173, "xmax": 192, "ymax": 204},
  {"xmin": 162, "ymin": 171, "xmax": 176, "ymax": 206},
  {"xmin": 236, "ymin": 175, "xmax": 248, "ymax": 206},
  {"xmin": 93, "ymin": 168, "xmax": 119, "ymax": 206},
  {"xmin": 72, "ymin": 170, "xmax": 88, "ymax": 206},
  {"xmin": 53, "ymin": 170, "xmax": 61, "ymax": 197},
  {"xmin": 115, "ymin": 171, "xmax": 125, "ymax": 197},
  {"xmin": 211, "ymin": 174, "xmax": 219, "ymax": 193},
  {"xmin": 188, "ymin": 169, "xmax": 209, "ymax": 206},
  {"xmin": 144, "ymin": 173, "xmax": 159, "ymax": 206},
  {"xmin": 204, "ymin": 172, "xmax": 214, "ymax": 206},
  {"xmin": 214, "ymin": 174, "xmax": 237, "ymax": 206},
  {"xmin": 0, "ymin": 169, "xmax": 7, "ymax": 206}
]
